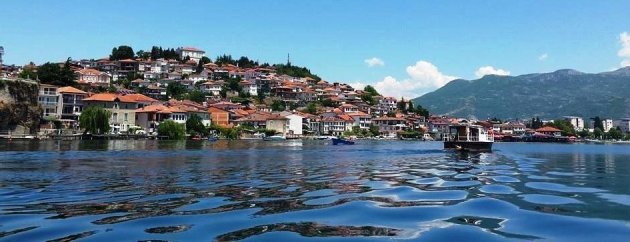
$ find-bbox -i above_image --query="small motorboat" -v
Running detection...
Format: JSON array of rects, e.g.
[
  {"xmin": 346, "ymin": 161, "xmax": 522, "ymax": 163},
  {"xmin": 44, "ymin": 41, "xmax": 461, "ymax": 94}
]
[
  {"xmin": 332, "ymin": 137, "xmax": 355, "ymax": 145},
  {"xmin": 263, "ymin": 135, "xmax": 287, "ymax": 141},
  {"xmin": 208, "ymin": 136, "xmax": 218, "ymax": 142}
]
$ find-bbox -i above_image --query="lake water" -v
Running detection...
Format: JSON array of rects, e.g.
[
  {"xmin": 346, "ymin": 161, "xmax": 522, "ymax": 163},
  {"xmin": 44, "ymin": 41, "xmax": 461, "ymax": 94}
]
[{"xmin": 1, "ymin": 140, "xmax": 629, "ymax": 241}]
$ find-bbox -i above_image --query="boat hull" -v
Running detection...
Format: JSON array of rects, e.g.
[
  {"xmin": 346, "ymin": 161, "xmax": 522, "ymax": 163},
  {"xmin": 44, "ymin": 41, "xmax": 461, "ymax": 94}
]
[
  {"xmin": 332, "ymin": 138, "xmax": 355, "ymax": 145},
  {"xmin": 444, "ymin": 141, "xmax": 493, "ymax": 152}
]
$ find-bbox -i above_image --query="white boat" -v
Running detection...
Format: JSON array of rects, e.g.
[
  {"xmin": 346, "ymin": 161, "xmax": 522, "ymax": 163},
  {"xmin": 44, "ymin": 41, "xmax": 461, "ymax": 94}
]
[
  {"xmin": 263, "ymin": 135, "xmax": 287, "ymax": 141},
  {"xmin": 443, "ymin": 124, "xmax": 494, "ymax": 151}
]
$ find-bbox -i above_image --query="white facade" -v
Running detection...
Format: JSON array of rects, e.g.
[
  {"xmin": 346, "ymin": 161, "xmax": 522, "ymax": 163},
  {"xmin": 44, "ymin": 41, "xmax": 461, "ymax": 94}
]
[
  {"xmin": 169, "ymin": 112, "xmax": 188, "ymax": 124},
  {"xmin": 177, "ymin": 47, "xmax": 205, "ymax": 63},
  {"xmin": 285, "ymin": 114, "xmax": 304, "ymax": 135},
  {"xmin": 243, "ymin": 83, "xmax": 258, "ymax": 96},
  {"xmin": 201, "ymin": 82, "xmax": 222, "ymax": 96},
  {"xmin": 602, "ymin": 119, "xmax": 614, "ymax": 132},
  {"xmin": 563, "ymin": 116, "xmax": 584, "ymax": 131}
]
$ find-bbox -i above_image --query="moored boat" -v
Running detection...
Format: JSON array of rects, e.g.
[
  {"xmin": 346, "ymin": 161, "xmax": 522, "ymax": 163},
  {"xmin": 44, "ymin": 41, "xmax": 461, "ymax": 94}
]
[
  {"xmin": 332, "ymin": 137, "xmax": 355, "ymax": 145},
  {"xmin": 443, "ymin": 124, "xmax": 493, "ymax": 152},
  {"xmin": 263, "ymin": 135, "xmax": 287, "ymax": 141}
]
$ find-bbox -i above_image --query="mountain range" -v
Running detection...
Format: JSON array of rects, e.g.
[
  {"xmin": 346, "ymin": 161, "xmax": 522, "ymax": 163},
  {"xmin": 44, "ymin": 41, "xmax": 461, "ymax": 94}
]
[{"xmin": 412, "ymin": 67, "xmax": 630, "ymax": 120}]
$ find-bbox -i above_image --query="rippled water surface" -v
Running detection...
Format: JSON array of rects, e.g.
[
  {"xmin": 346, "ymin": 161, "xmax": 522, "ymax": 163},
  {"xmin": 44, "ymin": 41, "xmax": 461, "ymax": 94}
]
[{"xmin": 1, "ymin": 140, "xmax": 629, "ymax": 241}]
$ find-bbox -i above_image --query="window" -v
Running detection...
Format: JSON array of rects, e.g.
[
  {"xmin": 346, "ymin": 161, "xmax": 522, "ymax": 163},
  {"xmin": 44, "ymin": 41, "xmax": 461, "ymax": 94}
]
[{"xmin": 124, "ymin": 113, "xmax": 128, "ymax": 122}]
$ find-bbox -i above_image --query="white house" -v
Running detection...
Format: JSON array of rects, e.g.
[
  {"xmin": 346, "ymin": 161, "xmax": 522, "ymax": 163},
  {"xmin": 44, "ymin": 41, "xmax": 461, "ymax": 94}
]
[
  {"xmin": 603, "ymin": 118, "xmax": 614, "ymax": 132},
  {"xmin": 282, "ymin": 112, "xmax": 304, "ymax": 136},
  {"xmin": 563, "ymin": 116, "xmax": 584, "ymax": 131},
  {"xmin": 200, "ymin": 81, "xmax": 223, "ymax": 96},
  {"xmin": 177, "ymin": 47, "xmax": 205, "ymax": 63},
  {"xmin": 76, "ymin": 68, "xmax": 111, "ymax": 86},
  {"xmin": 241, "ymin": 80, "xmax": 258, "ymax": 96}
]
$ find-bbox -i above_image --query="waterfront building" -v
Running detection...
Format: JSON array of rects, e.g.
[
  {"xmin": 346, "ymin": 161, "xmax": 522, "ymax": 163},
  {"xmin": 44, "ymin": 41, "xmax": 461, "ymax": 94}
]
[
  {"xmin": 209, "ymin": 107, "xmax": 230, "ymax": 128},
  {"xmin": 38, "ymin": 84, "xmax": 60, "ymax": 119},
  {"xmin": 318, "ymin": 116, "xmax": 351, "ymax": 136},
  {"xmin": 563, "ymin": 116, "xmax": 584, "ymax": 131},
  {"xmin": 535, "ymin": 126, "xmax": 562, "ymax": 137},
  {"xmin": 281, "ymin": 112, "xmax": 304, "ymax": 136},
  {"xmin": 135, "ymin": 104, "xmax": 188, "ymax": 134},
  {"xmin": 603, "ymin": 118, "xmax": 614, "ymax": 132},
  {"xmin": 347, "ymin": 112, "xmax": 372, "ymax": 129},
  {"xmin": 372, "ymin": 117, "xmax": 407, "ymax": 138},
  {"xmin": 83, "ymin": 93, "xmax": 139, "ymax": 133},
  {"xmin": 58, "ymin": 86, "xmax": 87, "ymax": 126},
  {"xmin": 266, "ymin": 114, "xmax": 289, "ymax": 135}
]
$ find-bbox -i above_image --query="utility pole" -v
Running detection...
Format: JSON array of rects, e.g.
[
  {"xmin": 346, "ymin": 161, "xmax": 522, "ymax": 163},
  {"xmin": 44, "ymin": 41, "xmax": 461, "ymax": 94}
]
[{"xmin": 0, "ymin": 46, "xmax": 4, "ymax": 77}]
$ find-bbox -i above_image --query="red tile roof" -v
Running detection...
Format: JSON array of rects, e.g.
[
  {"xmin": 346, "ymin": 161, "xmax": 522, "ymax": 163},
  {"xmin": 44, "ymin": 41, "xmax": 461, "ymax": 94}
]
[
  {"xmin": 58, "ymin": 86, "xmax": 87, "ymax": 94},
  {"xmin": 536, "ymin": 126, "xmax": 562, "ymax": 132}
]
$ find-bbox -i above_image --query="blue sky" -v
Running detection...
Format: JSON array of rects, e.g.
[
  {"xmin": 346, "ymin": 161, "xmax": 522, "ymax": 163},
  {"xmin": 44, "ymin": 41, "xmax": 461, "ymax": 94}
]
[{"xmin": 1, "ymin": 0, "xmax": 629, "ymax": 98}]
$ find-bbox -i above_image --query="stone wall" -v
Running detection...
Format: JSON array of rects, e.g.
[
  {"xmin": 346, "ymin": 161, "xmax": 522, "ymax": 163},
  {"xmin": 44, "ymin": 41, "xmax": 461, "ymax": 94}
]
[{"xmin": 0, "ymin": 78, "xmax": 41, "ymax": 134}]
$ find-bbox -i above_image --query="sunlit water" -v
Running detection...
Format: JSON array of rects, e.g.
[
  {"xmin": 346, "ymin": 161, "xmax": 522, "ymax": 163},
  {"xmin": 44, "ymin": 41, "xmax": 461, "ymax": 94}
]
[{"xmin": 1, "ymin": 140, "xmax": 629, "ymax": 241}]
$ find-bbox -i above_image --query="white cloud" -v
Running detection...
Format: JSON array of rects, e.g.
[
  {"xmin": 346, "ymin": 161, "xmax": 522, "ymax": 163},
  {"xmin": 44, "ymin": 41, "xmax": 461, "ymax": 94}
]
[
  {"xmin": 372, "ymin": 61, "xmax": 458, "ymax": 99},
  {"xmin": 538, "ymin": 53, "xmax": 548, "ymax": 61},
  {"xmin": 348, "ymin": 81, "xmax": 366, "ymax": 90},
  {"xmin": 364, "ymin": 57, "xmax": 385, "ymax": 67},
  {"xmin": 474, "ymin": 66, "xmax": 511, "ymax": 78},
  {"xmin": 619, "ymin": 32, "xmax": 630, "ymax": 67}
]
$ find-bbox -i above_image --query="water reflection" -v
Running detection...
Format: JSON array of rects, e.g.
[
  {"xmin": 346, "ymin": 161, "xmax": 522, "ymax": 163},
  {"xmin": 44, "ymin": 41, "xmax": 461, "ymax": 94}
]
[{"xmin": 1, "ymin": 141, "xmax": 629, "ymax": 241}]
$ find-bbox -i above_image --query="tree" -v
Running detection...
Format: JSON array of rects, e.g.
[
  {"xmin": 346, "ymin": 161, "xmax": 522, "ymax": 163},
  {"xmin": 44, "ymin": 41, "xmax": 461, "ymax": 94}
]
[
  {"xmin": 530, "ymin": 117, "xmax": 544, "ymax": 129},
  {"xmin": 225, "ymin": 77, "xmax": 242, "ymax": 92},
  {"xmin": 411, "ymin": 103, "xmax": 429, "ymax": 117},
  {"xmin": 215, "ymin": 54, "xmax": 236, "ymax": 66},
  {"xmin": 117, "ymin": 78, "xmax": 132, "ymax": 89},
  {"xmin": 320, "ymin": 98, "xmax": 337, "ymax": 107},
  {"xmin": 237, "ymin": 56, "xmax": 258, "ymax": 68},
  {"xmin": 360, "ymin": 92, "xmax": 377, "ymax": 106},
  {"xmin": 271, "ymin": 100, "xmax": 285, "ymax": 111},
  {"xmin": 196, "ymin": 56, "xmax": 212, "ymax": 73},
  {"xmin": 305, "ymin": 102, "xmax": 317, "ymax": 114},
  {"xmin": 37, "ymin": 59, "xmax": 77, "ymax": 86},
  {"xmin": 18, "ymin": 65, "xmax": 37, "ymax": 79},
  {"xmin": 37, "ymin": 62, "xmax": 61, "ymax": 85},
  {"xmin": 369, "ymin": 125, "xmax": 380, "ymax": 137},
  {"xmin": 273, "ymin": 64, "xmax": 321, "ymax": 80},
  {"xmin": 158, "ymin": 120, "xmax": 186, "ymax": 139},
  {"xmin": 578, "ymin": 129, "xmax": 590, "ymax": 138},
  {"xmin": 110, "ymin": 45, "xmax": 135, "ymax": 60},
  {"xmin": 364, "ymin": 85, "xmax": 380, "ymax": 96},
  {"xmin": 186, "ymin": 114, "xmax": 207, "ymax": 136},
  {"xmin": 592, "ymin": 116, "xmax": 604, "ymax": 130},
  {"xmin": 79, "ymin": 106, "xmax": 111, "ymax": 135},
  {"xmin": 136, "ymin": 50, "xmax": 150, "ymax": 59},
  {"xmin": 608, "ymin": 127, "xmax": 623, "ymax": 140},
  {"xmin": 550, "ymin": 120, "xmax": 575, "ymax": 136},
  {"xmin": 593, "ymin": 127, "xmax": 604, "ymax": 140},
  {"xmin": 166, "ymin": 82, "xmax": 187, "ymax": 100},
  {"xmin": 186, "ymin": 90, "xmax": 207, "ymax": 103},
  {"xmin": 397, "ymin": 98, "xmax": 407, "ymax": 113},
  {"xmin": 60, "ymin": 58, "xmax": 78, "ymax": 86}
]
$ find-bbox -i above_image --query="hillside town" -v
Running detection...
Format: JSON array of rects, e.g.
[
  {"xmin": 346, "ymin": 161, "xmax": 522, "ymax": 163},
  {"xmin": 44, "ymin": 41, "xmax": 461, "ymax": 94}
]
[{"xmin": 1, "ymin": 46, "xmax": 630, "ymax": 141}]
